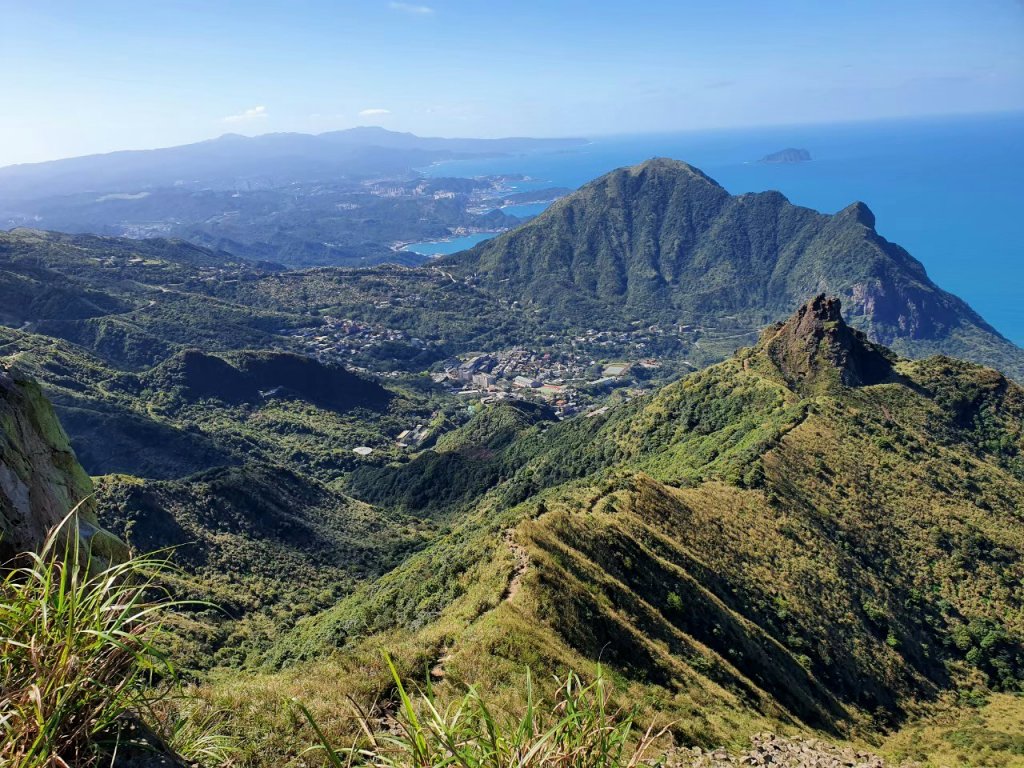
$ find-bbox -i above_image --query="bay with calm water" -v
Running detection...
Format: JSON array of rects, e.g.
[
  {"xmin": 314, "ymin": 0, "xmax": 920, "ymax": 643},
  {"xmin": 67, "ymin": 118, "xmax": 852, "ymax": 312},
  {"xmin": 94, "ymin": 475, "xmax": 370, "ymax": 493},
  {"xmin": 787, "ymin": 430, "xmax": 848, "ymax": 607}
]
[
  {"xmin": 401, "ymin": 232, "xmax": 497, "ymax": 257},
  {"xmin": 417, "ymin": 112, "xmax": 1024, "ymax": 345}
]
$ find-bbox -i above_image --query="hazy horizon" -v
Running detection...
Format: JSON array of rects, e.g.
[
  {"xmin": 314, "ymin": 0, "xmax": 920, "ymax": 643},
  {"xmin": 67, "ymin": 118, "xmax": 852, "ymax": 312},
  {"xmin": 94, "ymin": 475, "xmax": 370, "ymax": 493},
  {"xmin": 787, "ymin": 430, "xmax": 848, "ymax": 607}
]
[
  {"xmin": 2, "ymin": 108, "xmax": 1023, "ymax": 170},
  {"xmin": 1, "ymin": 0, "xmax": 1022, "ymax": 167}
]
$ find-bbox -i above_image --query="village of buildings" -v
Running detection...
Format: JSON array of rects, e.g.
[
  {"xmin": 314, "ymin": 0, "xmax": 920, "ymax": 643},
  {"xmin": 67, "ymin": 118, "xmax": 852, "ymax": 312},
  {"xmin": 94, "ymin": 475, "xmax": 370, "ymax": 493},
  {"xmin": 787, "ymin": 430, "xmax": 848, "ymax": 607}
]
[
  {"xmin": 285, "ymin": 315, "xmax": 677, "ymax": 436},
  {"xmin": 431, "ymin": 350, "xmax": 655, "ymax": 419}
]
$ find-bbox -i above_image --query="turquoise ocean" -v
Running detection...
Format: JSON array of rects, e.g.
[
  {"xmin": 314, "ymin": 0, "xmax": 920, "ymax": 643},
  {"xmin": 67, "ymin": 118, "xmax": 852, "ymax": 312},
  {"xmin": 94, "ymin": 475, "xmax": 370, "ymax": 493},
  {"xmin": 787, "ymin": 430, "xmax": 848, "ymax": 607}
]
[{"xmin": 413, "ymin": 112, "xmax": 1024, "ymax": 345}]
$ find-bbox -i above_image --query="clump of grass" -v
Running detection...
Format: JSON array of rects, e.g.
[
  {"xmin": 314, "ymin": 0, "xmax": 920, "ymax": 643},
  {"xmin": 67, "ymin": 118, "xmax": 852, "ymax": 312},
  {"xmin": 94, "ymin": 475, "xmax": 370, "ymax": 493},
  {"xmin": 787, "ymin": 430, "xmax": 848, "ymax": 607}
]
[
  {"xmin": 157, "ymin": 700, "xmax": 239, "ymax": 767},
  {"xmin": 0, "ymin": 513, "xmax": 233, "ymax": 767},
  {"xmin": 299, "ymin": 652, "xmax": 666, "ymax": 768}
]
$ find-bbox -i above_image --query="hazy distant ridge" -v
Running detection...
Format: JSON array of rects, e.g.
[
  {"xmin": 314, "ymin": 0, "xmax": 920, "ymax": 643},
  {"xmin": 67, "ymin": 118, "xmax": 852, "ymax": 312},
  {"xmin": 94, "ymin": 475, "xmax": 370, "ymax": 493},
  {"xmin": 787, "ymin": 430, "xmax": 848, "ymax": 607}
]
[{"xmin": 0, "ymin": 127, "xmax": 587, "ymax": 201}]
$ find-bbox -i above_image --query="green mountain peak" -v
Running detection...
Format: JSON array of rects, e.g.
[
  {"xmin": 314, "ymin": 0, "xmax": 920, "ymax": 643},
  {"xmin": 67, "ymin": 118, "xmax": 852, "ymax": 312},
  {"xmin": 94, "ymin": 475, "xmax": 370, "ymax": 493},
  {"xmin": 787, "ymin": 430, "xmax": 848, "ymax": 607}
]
[
  {"xmin": 835, "ymin": 200, "xmax": 877, "ymax": 228},
  {"xmin": 625, "ymin": 156, "xmax": 724, "ymax": 184},
  {"xmin": 448, "ymin": 158, "xmax": 1024, "ymax": 380}
]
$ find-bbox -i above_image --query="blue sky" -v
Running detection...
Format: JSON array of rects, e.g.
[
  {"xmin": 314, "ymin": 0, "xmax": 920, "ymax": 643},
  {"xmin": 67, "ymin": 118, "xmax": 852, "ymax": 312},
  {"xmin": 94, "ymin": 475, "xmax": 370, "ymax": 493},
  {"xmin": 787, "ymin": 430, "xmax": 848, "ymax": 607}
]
[{"xmin": 0, "ymin": 0, "xmax": 1021, "ymax": 166}]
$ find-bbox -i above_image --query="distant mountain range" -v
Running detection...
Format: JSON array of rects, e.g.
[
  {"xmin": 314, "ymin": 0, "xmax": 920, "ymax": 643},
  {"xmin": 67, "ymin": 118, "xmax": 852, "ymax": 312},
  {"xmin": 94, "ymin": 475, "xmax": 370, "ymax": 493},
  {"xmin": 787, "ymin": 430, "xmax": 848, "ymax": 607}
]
[
  {"xmin": 0, "ymin": 127, "xmax": 586, "ymax": 201},
  {"xmin": 447, "ymin": 158, "xmax": 1024, "ymax": 379},
  {"xmin": 0, "ymin": 128, "xmax": 585, "ymax": 267}
]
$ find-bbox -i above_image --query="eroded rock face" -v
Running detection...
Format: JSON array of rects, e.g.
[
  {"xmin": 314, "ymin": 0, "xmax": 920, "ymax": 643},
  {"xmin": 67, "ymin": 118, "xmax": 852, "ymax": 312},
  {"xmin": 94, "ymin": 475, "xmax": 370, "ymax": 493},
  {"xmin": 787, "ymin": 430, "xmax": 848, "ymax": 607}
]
[
  {"xmin": 760, "ymin": 294, "xmax": 897, "ymax": 394},
  {"xmin": 0, "ymin": 363, "xmax": 125, "ymax": 564}
]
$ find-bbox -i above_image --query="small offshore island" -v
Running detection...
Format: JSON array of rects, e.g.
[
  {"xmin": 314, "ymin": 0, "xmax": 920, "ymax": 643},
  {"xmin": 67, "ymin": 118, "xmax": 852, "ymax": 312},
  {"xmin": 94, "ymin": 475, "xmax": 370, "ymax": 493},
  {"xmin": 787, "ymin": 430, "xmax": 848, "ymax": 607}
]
[{"xmin": 760, "ymin": 147, "xmax": 812, "ymax": 163}]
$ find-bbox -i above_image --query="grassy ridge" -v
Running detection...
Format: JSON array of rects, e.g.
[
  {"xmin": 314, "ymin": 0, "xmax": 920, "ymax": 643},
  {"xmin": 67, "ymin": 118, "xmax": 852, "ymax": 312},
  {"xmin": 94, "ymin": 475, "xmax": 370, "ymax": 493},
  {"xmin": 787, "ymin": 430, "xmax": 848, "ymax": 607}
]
[{"xmin": 264, "ymin": 299, "xmax": 1023, "ymax": 759}]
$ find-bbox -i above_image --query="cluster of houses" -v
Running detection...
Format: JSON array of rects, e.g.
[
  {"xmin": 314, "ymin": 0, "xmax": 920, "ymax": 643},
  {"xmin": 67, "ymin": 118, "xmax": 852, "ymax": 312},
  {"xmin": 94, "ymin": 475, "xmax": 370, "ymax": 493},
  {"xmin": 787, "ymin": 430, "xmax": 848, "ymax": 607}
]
[
  {"xmin": 433, "ymin": 349, "xmax": 642, "ymax": 418},
  {"xmin": 286, "ymin": 316, "xmax": 427, "ymax": 361},
  {"xmin": 359, "ymin": 173, "xmax": 568, "ymax": 219},
  {"xmin": 568, "ymin": 323, "xmax": 676, "ymax": 353},
  {"xmin": 396, "ymin": 424, "xmax": 431, "ymax": 448}
]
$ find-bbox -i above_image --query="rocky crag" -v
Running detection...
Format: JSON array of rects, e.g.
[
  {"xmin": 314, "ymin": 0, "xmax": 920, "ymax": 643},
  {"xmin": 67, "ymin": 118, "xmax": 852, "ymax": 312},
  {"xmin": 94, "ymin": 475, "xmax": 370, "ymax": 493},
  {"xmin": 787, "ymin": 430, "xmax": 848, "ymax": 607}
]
[{"xmin": 0, "ymin": 363, "xmax": 124, "ymax": 563}]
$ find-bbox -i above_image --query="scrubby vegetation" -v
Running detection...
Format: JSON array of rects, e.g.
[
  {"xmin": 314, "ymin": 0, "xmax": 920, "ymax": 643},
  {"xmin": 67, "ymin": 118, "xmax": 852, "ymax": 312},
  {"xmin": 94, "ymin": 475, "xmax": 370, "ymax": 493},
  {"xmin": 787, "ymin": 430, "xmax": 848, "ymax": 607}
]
[
  {"xmin": 261, "ymin": 297, "xmax": 1024, "ymax": 765},
  {"xmin": 0, "ymin": 517, "xmax": 669, "ymax": 767},
  {"xmin": 3, "ymin": 295, "xmax": 1024, "ymax": 766},
  {"xmin": 0, "ymin": 520, "xmax": 231, "ymax": 767},
  {"xmin": 303, "ymin": 655, "xmax": 665, "ymax": 768}
]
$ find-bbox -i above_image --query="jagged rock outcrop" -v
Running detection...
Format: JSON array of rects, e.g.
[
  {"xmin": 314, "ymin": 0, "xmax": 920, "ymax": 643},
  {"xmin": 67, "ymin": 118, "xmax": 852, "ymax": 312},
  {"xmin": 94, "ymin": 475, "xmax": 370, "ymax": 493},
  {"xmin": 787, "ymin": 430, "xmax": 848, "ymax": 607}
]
[
  {"xmin": 0, "ymin": 363, "xmax": 125, "ymax": 563},
  {"xmin": 758, "ymin": 294, "xmax": 897, "ymax": 393}
]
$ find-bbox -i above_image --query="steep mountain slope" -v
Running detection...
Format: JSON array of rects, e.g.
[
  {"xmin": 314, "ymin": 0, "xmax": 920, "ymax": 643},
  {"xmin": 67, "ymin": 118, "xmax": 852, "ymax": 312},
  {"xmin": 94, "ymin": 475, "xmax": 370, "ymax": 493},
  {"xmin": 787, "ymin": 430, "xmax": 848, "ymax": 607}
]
[
  {"xmin": 279, "ymin": 296, "xmax": 1024, "ymax": 742},
  {"xmin": 95, "ymin": 464, "xmax": 429, "ymax": 667},
  {"xmin": 446, "ymin": 158, "xmax": 1024, "ymax": 379}
]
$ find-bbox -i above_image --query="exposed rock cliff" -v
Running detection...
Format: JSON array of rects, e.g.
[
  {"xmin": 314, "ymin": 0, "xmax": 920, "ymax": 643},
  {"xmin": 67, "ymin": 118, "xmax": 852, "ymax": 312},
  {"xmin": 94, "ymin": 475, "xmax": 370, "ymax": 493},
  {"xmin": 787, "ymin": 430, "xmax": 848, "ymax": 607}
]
[
  {"xmin": 0, "ymin": 363, "xmax": 124, "ymax": 563},
  {"xmin": 758, "ymin": 294, "xmax": 897, "ymax": 393}
]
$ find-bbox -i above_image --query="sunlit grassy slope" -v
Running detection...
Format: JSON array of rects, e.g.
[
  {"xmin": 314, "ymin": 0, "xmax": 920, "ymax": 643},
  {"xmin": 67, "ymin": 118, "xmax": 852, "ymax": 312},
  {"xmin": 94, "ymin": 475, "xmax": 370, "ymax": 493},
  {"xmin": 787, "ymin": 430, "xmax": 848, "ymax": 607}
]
[{"xmin": 201, "ymin": 296, "xmax": 1024, "ymax": 765}]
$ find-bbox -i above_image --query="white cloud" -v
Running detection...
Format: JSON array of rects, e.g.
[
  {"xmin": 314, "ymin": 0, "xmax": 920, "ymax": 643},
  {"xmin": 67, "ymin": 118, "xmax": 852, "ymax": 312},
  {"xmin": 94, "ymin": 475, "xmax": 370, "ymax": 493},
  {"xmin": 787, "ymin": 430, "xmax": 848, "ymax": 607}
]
[
  {"xmin": 389, "ymin": 2, "xmax": 433, "ymax": 15},
  {"xmin": 358, "ymin": 108, "xmax": 391, "ymax": 117},
  {"xmin": 222, "ymin": 105, "xmax": 268, "ymax": 124}
]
